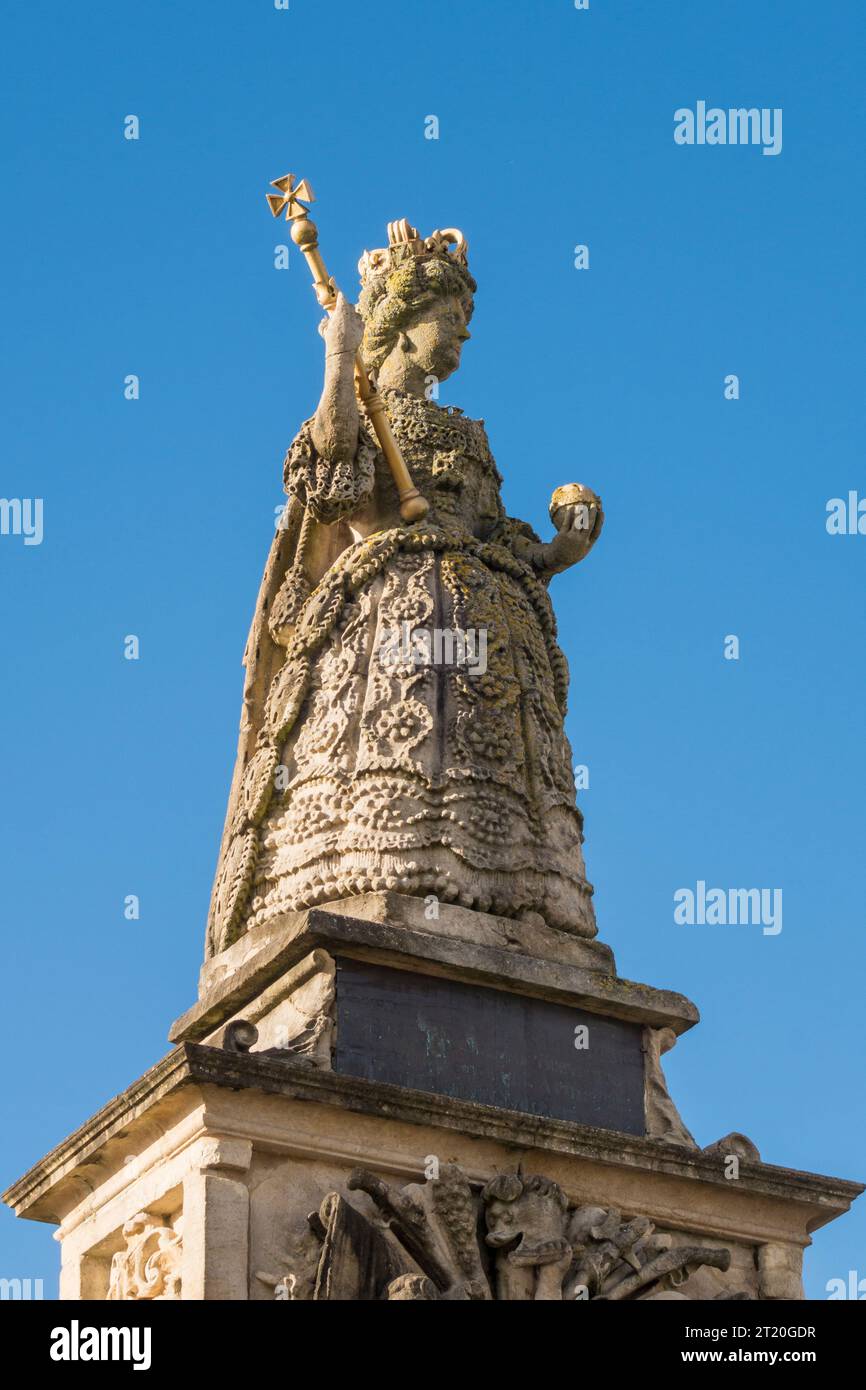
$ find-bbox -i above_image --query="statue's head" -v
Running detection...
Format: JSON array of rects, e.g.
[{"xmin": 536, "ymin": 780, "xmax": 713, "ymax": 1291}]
[{"xmin": 358, "ymin": 221, "xmax": 476, "ymax": 390}]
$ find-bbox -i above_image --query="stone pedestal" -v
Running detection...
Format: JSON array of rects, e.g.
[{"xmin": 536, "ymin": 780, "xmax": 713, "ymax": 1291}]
[{"xmin": 4, "ymin": 897, "xmax": 861, "ymax": 1301}]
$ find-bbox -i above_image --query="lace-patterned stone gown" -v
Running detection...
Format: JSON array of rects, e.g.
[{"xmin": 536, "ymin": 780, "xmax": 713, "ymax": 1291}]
[{"xmin": 207, "ymin": 388, "xmax": 596, "ymax": 952}]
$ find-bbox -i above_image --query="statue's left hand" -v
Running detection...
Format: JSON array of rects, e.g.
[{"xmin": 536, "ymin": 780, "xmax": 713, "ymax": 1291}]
[
  {"xmin": 503, "ymin": 484, "xmax": 604, "ymax": 580},
  {"xmin": 549, "ymin": 483, "xmax": 604, "ymax": 555}
]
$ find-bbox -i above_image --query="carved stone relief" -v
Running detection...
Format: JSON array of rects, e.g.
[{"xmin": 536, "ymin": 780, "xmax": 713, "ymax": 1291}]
[
  {"xmin": 212, "ymin": 950, "xmax": 336, "ymax": 1069},
  {"xmin": 644, "ymin": 1026, "xmax": 697, "ymax": 1147},
  {"xmin": 106, "ymin": 1213, "xmax": 183, "ymax": 1301},
  {"xmin": 259, "ymin": 1163, "xmax": 751, "ymax": 1302}
]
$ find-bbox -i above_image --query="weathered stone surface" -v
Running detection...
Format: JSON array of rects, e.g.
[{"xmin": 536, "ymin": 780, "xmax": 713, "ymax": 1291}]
[
  {"xmin": 106, "ymin": 1213, "xmax": 182, "ymax": 1301},
  {"xmin": 312, "ymin": 1164, "xmax": 731, "ymax": 1301},
  {"xmin": 704, "ymin": 1132, "xmax": 762, "ymax": 1162},
  {"xmin": 180, "ymin": 1138, "xmax": 252, "ymax": 1301},
  {"xmin": 758, "ymin": 1241, "xmax": 807, "ymax": 1300},
  {"xmin": 173, "ymin": 905, "xmax": 698, "ymax": 1046},
  {"xmin": 198, "ymin": 892, "xmax": 616, "ymax": 1000},
  {"xmin": 208, "ymin": 950, "xmax": 335, "ymax": 1067},
  {"xmin": 3, "ymin": 1046, "xmax": 861, "ymax": 1302},
  {"xmin": 331, "ymin": 958, "xmax": 648, "ymax": 1133},
  {"xmin": 644, "ymin": 1027, "xmax": 697, "ymax": 1148}
]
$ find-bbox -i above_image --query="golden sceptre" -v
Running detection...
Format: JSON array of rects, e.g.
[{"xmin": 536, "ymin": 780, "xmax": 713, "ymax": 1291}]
[{"xmin": 266, "ymin": 174, "xmax": 429, "ymax": 524}]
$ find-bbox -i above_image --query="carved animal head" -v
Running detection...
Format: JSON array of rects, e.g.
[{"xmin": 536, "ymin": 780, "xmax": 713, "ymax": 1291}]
[{"xmin": 481, "ymin": 1174, "xmax": 571, "ymax": 1265}]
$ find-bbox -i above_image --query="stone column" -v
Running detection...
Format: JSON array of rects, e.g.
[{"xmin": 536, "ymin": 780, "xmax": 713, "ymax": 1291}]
[
  {"xmin": 181, "ymin": 1137, "xmax": 253, "ymax": 1301},
  {"xmin": 758, "ymin": 1242, "xmax": 805, "ymax": 1300}
]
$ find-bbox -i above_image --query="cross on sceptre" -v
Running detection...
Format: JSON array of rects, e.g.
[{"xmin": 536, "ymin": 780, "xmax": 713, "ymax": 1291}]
[{"xmin": 267, "ymin": 174, "xmax": 429, "ymax": 523}]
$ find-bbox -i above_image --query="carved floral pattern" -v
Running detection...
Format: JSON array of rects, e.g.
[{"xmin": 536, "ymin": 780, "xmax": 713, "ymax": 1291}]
[
  {"xmin": 106, "ymin": 1214, "xmax": 182, "ymax": 1301},
  {"xmin": 210, "ymin": 828, "xmax": 258, "ymax": 951}
]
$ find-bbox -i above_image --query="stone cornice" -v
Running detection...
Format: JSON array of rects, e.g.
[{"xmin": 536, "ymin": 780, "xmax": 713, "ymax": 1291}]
[
  {"xmin": 5, "ymin": 1044, "xmax": 862, "ymax": 1235},
  {"xmin": 171, "ymin": 906, "xmax": 700, "ymax": 1045}
]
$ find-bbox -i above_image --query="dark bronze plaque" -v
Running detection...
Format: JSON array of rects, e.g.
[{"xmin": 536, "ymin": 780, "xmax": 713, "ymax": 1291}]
[{"xmin": 333, "ymin": 959, "xmax": 646, "ymax": 1135}]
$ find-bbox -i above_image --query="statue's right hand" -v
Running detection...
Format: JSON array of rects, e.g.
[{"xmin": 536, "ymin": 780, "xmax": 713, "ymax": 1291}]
[
  {"xmin": 312, "ymin": 291, "xmax": 364, "ymax": 463},
  {"xmin": 319, "ymin": 292, "xmax": 364, "ymax": 359}
]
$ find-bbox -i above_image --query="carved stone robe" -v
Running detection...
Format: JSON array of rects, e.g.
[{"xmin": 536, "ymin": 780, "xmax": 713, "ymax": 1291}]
[{"xmin": 206, "ymin": 389, "xmax": 595, "ymax": 955}]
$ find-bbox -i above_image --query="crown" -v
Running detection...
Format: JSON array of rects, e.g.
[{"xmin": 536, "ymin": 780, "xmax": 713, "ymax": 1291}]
[{"xmin": 358, "ymin": 219, "xmax": 469, "ymax": 287}]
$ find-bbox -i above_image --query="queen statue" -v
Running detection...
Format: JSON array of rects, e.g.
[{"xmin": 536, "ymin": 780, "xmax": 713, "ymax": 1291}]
[{"xmin": 206, "ymin": 216, "xmax": 604, "ymax": 958}]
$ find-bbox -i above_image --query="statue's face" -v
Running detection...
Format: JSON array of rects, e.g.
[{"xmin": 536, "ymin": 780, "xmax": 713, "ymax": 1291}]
[
  {"xmin": 484, "ymin": 1199, "xmax": 518, "ymax": 1247},
  {"xmin": 406, "ymin": 293, "xmax": 471, "ymax": 382}
]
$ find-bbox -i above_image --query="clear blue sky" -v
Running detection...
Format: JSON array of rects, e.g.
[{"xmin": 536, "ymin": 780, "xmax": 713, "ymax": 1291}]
[{"xmin": 2, "ymin": 0, "xmax": 864, "ymax": 1299}]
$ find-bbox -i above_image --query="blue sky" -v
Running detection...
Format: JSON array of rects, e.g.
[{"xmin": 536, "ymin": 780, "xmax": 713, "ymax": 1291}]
[{"xmin": 2, "ymin": 0, "xmax": 864, "ymax": 1298}]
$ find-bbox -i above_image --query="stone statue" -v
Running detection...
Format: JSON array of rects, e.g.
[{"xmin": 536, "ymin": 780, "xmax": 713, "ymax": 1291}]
[{"xmin": 207, "ymin": 218, "xmax": 604, "ymax": 957}]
